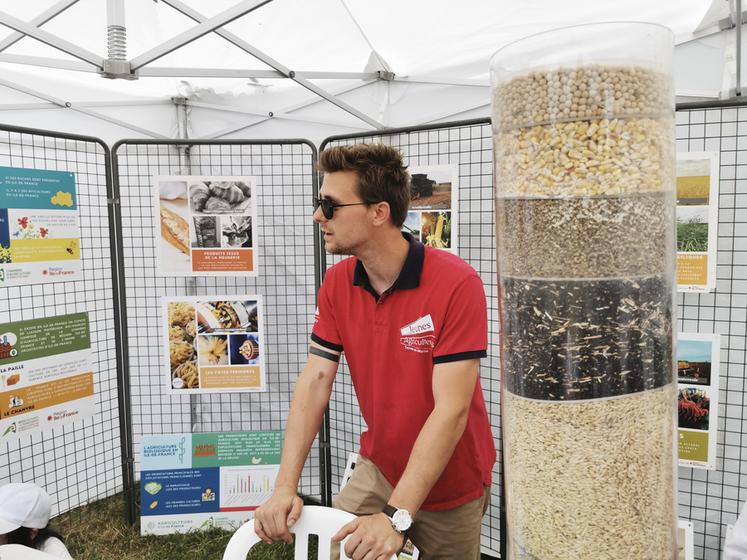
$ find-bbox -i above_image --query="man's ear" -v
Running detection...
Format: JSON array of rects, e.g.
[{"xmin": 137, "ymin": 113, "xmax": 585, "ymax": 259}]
[{"xmin": 371, "ymin": 201, "xmax": 392, "ymax": 226}]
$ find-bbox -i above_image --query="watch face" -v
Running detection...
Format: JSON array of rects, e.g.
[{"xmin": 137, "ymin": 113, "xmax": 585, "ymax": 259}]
[{"xmin": 392, "ymin": 509, "xmax": 412, "ymax": 532}]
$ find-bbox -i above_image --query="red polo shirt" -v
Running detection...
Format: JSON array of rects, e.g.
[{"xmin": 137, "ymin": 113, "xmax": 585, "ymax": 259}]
[{"xmin": 312, "ymin": 234, "xmax": 495, "ymax": 511}]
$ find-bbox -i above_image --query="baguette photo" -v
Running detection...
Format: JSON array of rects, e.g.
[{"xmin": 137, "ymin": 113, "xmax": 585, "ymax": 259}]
[{"xmin": 160, "ymin": 206, "xmax": 190, "ymax": 255}]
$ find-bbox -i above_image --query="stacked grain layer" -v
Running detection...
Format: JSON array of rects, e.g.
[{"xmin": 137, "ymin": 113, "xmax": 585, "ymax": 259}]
[{"xmin": 494, "ymin": 66, "xmax": 676, "ymax": 560}]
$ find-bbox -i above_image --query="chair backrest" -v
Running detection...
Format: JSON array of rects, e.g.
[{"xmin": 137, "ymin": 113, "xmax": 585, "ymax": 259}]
[
  {"xmin": 222, "ymin": 505, "xmax": 398, "ymax": 560},
  {"xmin": 0, "ymin": 544, "xmax": 60, "ymax": 560}
]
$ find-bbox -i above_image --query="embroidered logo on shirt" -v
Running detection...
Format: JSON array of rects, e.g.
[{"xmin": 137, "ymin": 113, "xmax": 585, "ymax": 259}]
[
  {"xmin": 400, "ymin": 314, "xmax": 434, "ymax": 336},
  {"xmin": 313, "ymin": 306, "xmax": 320, "ymax": 325},
  {"xmin": 400, "ymin": 314, "xmax": 435, "ymax": 353}
]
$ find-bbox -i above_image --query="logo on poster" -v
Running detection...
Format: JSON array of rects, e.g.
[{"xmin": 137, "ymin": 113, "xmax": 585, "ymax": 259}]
[
  {"xmin": 194, "ymin": 444, "xmax": 216, "ymax": 457},
  {"xmin": 47, "ymin": 410, "xmax": 79, "ymax": 422},
  {"xmin": 3, "ymin": 396, "xmax": 32, "ymax": 417}
]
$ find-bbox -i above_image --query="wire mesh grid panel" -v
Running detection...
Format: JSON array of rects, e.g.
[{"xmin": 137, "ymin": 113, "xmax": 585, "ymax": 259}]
[
  {"xmin": 320, "ymin": 121, "xmax": 502, "ymax": 556},
  {"xmin": 113, "ymin": 141, "xmax": 321, "ymax": 502},
  {"xmin": 0, "ymin": 126, "xmax": 123, "ymax": 515},
  {"xmin": 674, "ymin": 107, "xmax": 747, "ymax": 560}
]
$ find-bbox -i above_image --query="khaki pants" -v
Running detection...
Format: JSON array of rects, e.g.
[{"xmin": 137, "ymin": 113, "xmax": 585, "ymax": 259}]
[{"xmin": 334, "ymin": 455, "xmax": 490, "ymax": 559}]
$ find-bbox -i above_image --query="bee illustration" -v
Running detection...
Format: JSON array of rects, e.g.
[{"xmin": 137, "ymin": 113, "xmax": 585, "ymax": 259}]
[{"xmin": 66, "ymin": 241, "xmax": 77, "ymax": 255}]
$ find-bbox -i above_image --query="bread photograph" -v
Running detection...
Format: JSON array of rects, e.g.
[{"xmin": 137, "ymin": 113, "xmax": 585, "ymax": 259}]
[
  {"xmin": 154, "ymin": 179, "xmax": 192, "ymax": 275},
  {"xmin": 154, "ymin": 175, "xmax": 258, "ymax": 277}
]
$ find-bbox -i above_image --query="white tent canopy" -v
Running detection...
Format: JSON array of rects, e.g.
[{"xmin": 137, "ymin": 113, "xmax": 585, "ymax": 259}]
[{"xmin": 0, "ymin": 0, "xmax": 738, "ymax": 145}]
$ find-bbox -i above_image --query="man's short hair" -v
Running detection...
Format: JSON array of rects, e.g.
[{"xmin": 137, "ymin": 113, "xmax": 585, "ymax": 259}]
[{"xmin": 318, "ymin": 144, "xmax": 410, "ymax": 228}]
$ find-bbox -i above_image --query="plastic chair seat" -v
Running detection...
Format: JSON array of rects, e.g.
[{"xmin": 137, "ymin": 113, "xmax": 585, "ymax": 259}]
[
  {"xmin": 0, "ymin": 544, "xmax": 60, "ymax": 560},
  {"xmin": 222, "ymin": 505, "xmax": 397, "ymax": 560}
]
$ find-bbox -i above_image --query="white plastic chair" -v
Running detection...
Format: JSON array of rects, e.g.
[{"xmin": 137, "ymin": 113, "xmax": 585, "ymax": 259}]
[
  {"xmin": 221, "ymin": 505, "xmax": 398, "ymax": 560},
  {"xmin": 0, "ymin": 544, "xmax": 59, "ymax": 560}
]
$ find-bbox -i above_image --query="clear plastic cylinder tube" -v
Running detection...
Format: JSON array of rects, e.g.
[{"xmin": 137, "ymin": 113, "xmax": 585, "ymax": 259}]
[{"xmin": 491, "ymin": 23, "xmax": 677, "ymax": 560}]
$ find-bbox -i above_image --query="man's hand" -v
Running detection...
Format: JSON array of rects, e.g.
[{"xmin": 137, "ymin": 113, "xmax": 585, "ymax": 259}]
[
  {"xmin": 333, "ymin": 512, "xmax": 405, "ymax": 560},
  {"xmin": 253, "ymin": 486, "xmax": 303, "ymax": 545}
]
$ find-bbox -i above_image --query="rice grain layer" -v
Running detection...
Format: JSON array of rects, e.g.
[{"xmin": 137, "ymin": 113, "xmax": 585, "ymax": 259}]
[{"xmin": 504, "ymin": 385, "xmax": 676, "ymax": 560}]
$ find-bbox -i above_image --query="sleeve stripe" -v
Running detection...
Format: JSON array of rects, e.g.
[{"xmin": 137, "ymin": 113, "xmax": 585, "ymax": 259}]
[
  {"xmin": 309, "ymin": 346, "xmax": 340, "ymax": 363},
  {"xmin": 433, "ymin": 350, "xmax": 487, "ymax": 364},
  {"xmin": 311, "ymin": 333, "xmax": 343, "ymax": 352}
]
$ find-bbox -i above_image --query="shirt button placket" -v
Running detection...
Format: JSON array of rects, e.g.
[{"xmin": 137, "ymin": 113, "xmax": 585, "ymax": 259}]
[{"xmin": 374, "ymin": 295, "xmax": 387, "ymax": 332}]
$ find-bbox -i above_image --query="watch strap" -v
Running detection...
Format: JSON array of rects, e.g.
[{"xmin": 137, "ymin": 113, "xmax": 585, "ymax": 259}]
[{"xmin": 382, "ymin": 504, "xmax": 397, "ymax": 517}]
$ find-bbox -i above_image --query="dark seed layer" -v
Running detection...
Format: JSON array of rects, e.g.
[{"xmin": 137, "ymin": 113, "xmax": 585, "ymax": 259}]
[{"xmin": 502, "ymin": 275, "xmax": 673, "ymax": 400}]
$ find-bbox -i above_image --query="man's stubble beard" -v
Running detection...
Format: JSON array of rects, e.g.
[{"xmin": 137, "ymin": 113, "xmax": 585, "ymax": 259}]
[
  {"xmin": 325, "ymin": 238, "xmax": 359, "ymax": 257},
  {"xmin": 326, "ymin": 244, "xmax": 354, "ymax": 256}
]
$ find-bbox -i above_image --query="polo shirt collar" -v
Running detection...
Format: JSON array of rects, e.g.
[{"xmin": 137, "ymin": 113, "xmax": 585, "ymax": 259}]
[{"xmin": 353, "ymin": 232, "xmax": 424, "ymax": 296}]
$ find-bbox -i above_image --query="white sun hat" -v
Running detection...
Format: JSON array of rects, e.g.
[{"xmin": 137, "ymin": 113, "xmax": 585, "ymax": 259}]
[{"xmin": 0, "ymin": 483, "xmax": 52, "ymax": 534}]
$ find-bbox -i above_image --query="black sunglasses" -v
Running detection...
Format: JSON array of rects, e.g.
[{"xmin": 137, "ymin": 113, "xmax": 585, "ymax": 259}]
[{"xmin": 313, "ymin": 197, "xmax": 369, "ymax": 219}]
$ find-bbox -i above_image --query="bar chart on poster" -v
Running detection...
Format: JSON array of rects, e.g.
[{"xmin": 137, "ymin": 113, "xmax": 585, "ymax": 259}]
[{"xmin": 220, "ymin": 465, "xmax": 279, "ymax": 509}]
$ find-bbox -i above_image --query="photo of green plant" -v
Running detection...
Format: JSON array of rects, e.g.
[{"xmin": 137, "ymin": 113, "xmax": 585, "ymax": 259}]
[
  {"xmin": 676, "ymin": 206, "xmax": 709, "ymax": 253},
  {"xmin": 677, "ymin": 219, "xmax": 708, "ymax": 252}
]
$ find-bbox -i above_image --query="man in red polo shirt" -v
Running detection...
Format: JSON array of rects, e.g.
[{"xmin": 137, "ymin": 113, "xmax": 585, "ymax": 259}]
[{"xmin": 254, "ymin": 144, "xmax": 495, "ymax": 559}]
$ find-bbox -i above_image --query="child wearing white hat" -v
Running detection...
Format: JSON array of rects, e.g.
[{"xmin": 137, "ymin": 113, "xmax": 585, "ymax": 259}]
[{"xmin": 0, "ymin": 483, "xmax": 72, "ymax": 559}]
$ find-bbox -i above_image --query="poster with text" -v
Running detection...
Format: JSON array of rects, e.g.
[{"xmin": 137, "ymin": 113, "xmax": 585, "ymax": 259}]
[
  {"xmin": 676, "ymin": 153, "xmax": 719, "ymax": 292},
  {"xmin": 140, "ymin": 430, "xmax": 281, "ymax": 535},
  {"xmin": 678, "ymin": 332, "xmax": 720, "ymax": 469},
  {"xmin": 0, "ymin": 166, "xmax": 82, "ymax": 286},
  {"xmin": 154, "ymin": 176, "xmax": 258, "ymax": 277},
  {"xmin": 164, "ymin": 296, "xmax": 265, "ymax": 394},
  {"xmin": 0, "ymin": 313, "xmax": 94, "ymax": 442},
  {"xmin": 404, "ymin": 165, "xmax": 458, "ymax": 253}
]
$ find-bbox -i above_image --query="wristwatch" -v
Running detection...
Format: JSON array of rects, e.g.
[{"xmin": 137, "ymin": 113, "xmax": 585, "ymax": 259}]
[{"xmin": 383, "ymin": 504, "xmax": 413, "ymax": 534}]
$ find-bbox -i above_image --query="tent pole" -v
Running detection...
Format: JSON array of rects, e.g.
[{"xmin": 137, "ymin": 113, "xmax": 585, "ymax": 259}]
[
  {"xmin": 0, "ymin": 76, "xmax": 166, "ymax": 138},
  {"xmin": 129, "ymin": 0, "xmax": 273, "ymax": 71},
  {"xmin": 0, "ymin": 53, "xmax": 95, "ymax": 72},
  {"xmin": 188, "ymin": 100, "xmax": 367, "ymax": 129},
  {"xmin": 136, "ymin": 67, "xmax": 377, "ymax": 80},
  {"xmin": 174, "ymin": 96, "xmax": 190, "ymax": 144},
  {"xmin": 157, "ymin": 0, "xmax": 385, "ymax": 130},
  {"xmin": 199, "ymin": 80, "xmax": 376, "ymax": 139},
  {"xmin": 0, "ymin": 9, "xmax": 102, "ymax": 67},
  {"xmin": 102, "ymin": 0, "xmax": 135, "ymax": 79},
  {"xmin": 738, "ymin": 0, "xmax": 743, "ymax": 96},
  {"xmin": 106, "ymin": 0, "xmax": 127, "ymax": 60},
  {"xmin": 338, "ymin": 0, "xmax": 393, "ymax": 74},
  {"xmin": 0, "ymin": 0, "xmax": 79, "ymax": 53}
]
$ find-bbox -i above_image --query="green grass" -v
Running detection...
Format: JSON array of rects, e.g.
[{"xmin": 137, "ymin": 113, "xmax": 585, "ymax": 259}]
[
  {"xmin": 53, "ymin": 492, "xmax": 300, "ymax": 560},
  {"xmin": 677, "ymin": 219, "xmax": 708, "ymax": 252}
]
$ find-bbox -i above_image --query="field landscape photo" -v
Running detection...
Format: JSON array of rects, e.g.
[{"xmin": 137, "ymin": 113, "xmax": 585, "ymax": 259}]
[
  {"xmin": 408, "ymin": 166, "xmax": 453, "ymax": 210},
  {"xmin": 677, "ymin": 338, "xmax": 713, "ymax": 385},
  {"xmin": 676, "ymin": 157, "xmax": 711, "ymax": 205}
]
